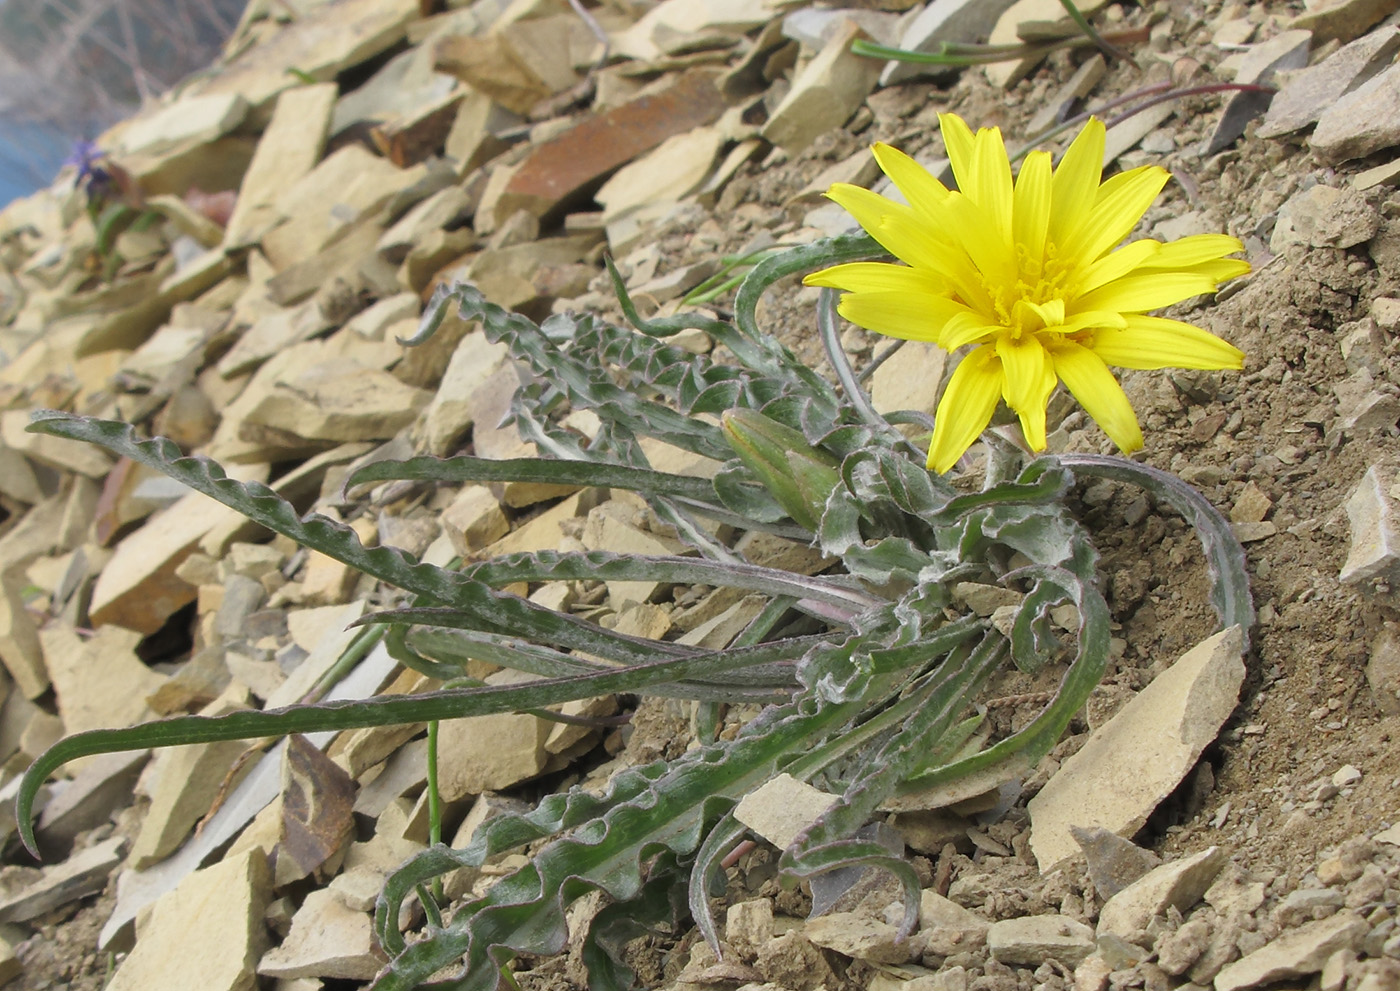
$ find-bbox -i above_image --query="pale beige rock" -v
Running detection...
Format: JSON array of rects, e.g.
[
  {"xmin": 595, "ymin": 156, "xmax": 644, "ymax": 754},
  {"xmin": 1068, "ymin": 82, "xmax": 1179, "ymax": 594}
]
[
  {"xmin": 953, "ymin": 583, "xmax": 1022, "ymax": 617},
  {"xmin": 260, "ymin": 146, "xmax": 427, "ymax": 271},
  {"xmin": 762, "ymin": 20, "xmax": 883, "ymax": 154},
  {"xmin": 726, "ymin": 898, "xmax": 775, "ymax": 958},
  {"xmin": 419, "ymin": 331, "xmax": 511, "ymax": 455},
  {"xmin": 870, "ymin": 340, "xmax": 947, "ymax": 430},
  {"xmin": 435, "ymin": 670, "xmax": 552, "ymax": 801},
  {"xmin": 0, "ymin": 935, "xmax": 18, "ymax": 985},
  {"xmin": 988, "ymin": 915, "xmax": 1097, "ymax": 966},
  {"xmin": 1096, "ymin": 847, "xmax": 1227, "ymax": 936},
  {"xmin": 224, "ymin": 83, "xmax": 338, "ymax": 247},
  {"xmin": 116, "ymin": 93, "xmax": 248, "ymax": 156},
  {"xmin": 804, "ymin": 912, "xmax": 910, "ymax": 964},
  {"xmin": 217, "ymin": 300, "xmax": 337, "ymax": 378},
  {"xmin": 105, "ymin": 847, "xmax": 270, "ymax": 991},
  {"xmin": 442, "ymin": 485, "xmax": 510, "ymax": 556},
  {"xmin": 0, "ymin": 835, "xmax": 125, "ymax": 923},
  {"xmin": 983, "ymin": 0, "xmax": 1108, "ymax": 87},
  {"xmin": 1230, "ymin": 481, "xmax": 1273, "ymax": 524},
  {"xmin": 378, "ymin": 185, "xmax": 473, "ymax": 263},
  {"xmin": 1, "ymin": 409, "xmax": 113, "ymax": 477},
  {"xmin": 1027, "ymin": 627, "xmax": 1246, "ymax": 870},
  {"xmin": 0, "ymin": 574, "xmax": 47, "ymax": 699},
  {"xmin": 1215, "ymin": 911, "xmax": 1369, "ymax": 991},
  {"xmin": 258, "ymin": 888, "xmax": 388, "ymax": 981},
  {"xmin": 298, "ymin": 518, "xmax": 375, "ymax": 607},
  {"xmin": 268, "ymin": 601, "xmax": 369, "ymax": 709},
  {"xmin": 40, "ymin": 624, "xmax": 167, "ymax": 737},
  {"xmin": 921, "ymin": 890, "xmax": 988, "ymax": 931},
  {"xmin": 581, "ymin": 501, "xmax": 690, "ymax": 606},
  {"xmin": 595, "ymin": 126, "xmax": 724, "ymax": 224},
  {"xmin": 188, "ymin": 0, "xmax": 418, "ymax": 117},
  {"xmin": 243, "ymin": 359, "xmax": 431, "ymax": 443},
  {"xmin": 1340, "ymin": 465, "xmax": 1400, "ymax": 583},
  {"xmin": 129, "ymin": 684, "xmax": 256, "ymax": 869},
  {"xmin": 341, "ymin": 798, "xmax": 425, "ymax": 876},
  {"xmin": 89, "ymin": 465, "xmax": 270, "ymax": 634},
  {"xmin": 733, "ymin": 773, "xmax": 837, "ymax": 850},
  {"xmin": 444, "ymin": 89, "xmax": 517, "ymax": 174},
  {"xmin": 612, "ymin": 0, "xmax": 771, "ymax": 61},
  {"xmin": 676, "ymin": 594, "xmax": 767, "ymax": 649}
]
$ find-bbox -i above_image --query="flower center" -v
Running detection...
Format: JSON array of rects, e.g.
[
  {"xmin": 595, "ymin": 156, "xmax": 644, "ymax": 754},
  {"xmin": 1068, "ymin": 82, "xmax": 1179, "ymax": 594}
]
[{"xmin": 983, "ymin": 244, "xmax": 1075, "ymax": 339}]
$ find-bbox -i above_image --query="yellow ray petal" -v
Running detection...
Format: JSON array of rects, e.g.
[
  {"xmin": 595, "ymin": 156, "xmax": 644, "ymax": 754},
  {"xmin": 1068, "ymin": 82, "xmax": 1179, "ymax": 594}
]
[
  {"xmin": 1055, "ymin": 308, "xmax": 1128, "ymax": 336},
  {"xmin": 928, "ymin": 344, "xmax": 1002, "ymax": 473},
  {"xmin": 1077, "ymin": 238, "xmax": 1161, "ymax": 294},
  {"xmin": 1049, "ymin": 117, "xmax": 1105, "ymax": 246},
  {"xmin": 804, "ymin": 261, "xmax": 942, "ymax": 294},
  {"xmin": 1063, "ymin": 165, "xmax": 1169, "ymax": 263},
  {"xmin": 1090, "ymin": 314, "xmax": 1245, "ymax": 370},
  {"xmin": 1136, "ymin": 233, "xmax": 1245, "ymax": 269},
  {"xmin": 1013, "ymin": 150, "xmax": 1052, "ymax": 274},
  {"xmin": 1048, "ymin": 341, "xmax": 1143, "ymax": 453},
  {"xmin": 940, "ymin": 311, "xmax": 1002, "ymax": 351},
  {"xmin": 939, "ymin": 112, "xmax": 977, "ymax": 197},
  {"xmin": 1074, "ymin": 271, "xmax": 1221, "ymax": 313},
  {"xmin": 1184, "ymin": 258, "xmax": 1252, "ymax": 283},
  {"xmin": 872, "ymin": 143, "xmax": 951, "ymax": 222},
  {"xmin": 824, "ymin": 183, "xmax": 992, "ymax": 308},
  {"xmin": 836, "ymin": 291, "xmax": 976, "ymax": 341},
  {"xmin": 1019, "ymin": 298, "xmax": 1066, "ymax": 331},
  {"xmin": 996, "ymin": 332, "xmax": 1051, "ymax": 418},
  {"xmin": 969, "ymin": 124, "xmax": 1014, "ymax": 246},
  {"xmin": 940, "ymin": 190, "xmax": 1017, "ymax": 289}
]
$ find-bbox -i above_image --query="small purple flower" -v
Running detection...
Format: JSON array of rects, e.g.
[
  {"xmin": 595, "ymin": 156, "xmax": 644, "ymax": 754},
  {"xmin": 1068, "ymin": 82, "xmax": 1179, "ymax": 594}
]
[{"xmin": 65, "ymin": 140, "xmax": 113, "ymax": 199}]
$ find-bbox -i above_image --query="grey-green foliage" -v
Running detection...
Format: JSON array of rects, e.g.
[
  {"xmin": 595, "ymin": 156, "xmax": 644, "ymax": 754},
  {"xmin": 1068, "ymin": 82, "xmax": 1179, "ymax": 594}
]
[{"xmin": 18, "ymin": 233, "xmax": 1251, "ymax": 991}]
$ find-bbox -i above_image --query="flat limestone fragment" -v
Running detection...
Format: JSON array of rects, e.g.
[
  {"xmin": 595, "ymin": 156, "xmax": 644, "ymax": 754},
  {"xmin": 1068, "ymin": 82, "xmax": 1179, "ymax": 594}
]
[
  {"xmin": 1214, "ymin": 911, "xmax": 1368, "ymax": 991},
  {"xmin": 258, "ymin": 888, "xmax": 388, "ymax": 980},
  {"xmin": 225, "ymin": 83, "xmax": 338, "ymax": 247},
  {"xmin": 40, "ymin": 624, "xmax": 167, "ymax": 738},
  {"xmin": 97, "ymin": 641, "xmax": 398, "ymax": 949},
  {"xmin": 434, "ymin": 671, "xmax": 552, "ymax": 801},
  {"xmin": 0, "ymin": 572, "xmax": 48, "ymax": 698},
  {"xmin": 762, "ymin": 20, "xmax": 883, "ymax": 155},
  {"xmin": 882, "ymin": 0, "xmax": 1023, "ymax": 86},
  {"xmin": 1027, "ymin": 627, "xmax": 1245, "ymax": 871},
  {"xmin": 1312, "ymin": 62, "xmax": 1400, "ymax": 164},
  {"xmin": 870, "ymin": 340, "xmax": 947, "ymax": 430},
  {"xmin": 115, "ymin": 93, "xmax": 248, "ymax": 156},
  {"xmin": 106, "ymin": 848, "xmax": 271, "ymax": 991},
  {"xmin": 242, "ymin": 359, "xmax": 431, "ymax": 443},
  {"xmin": 1258, "ymin": 27, "xmax": 1400, "ymax": 137},
  {"xmin": 0, "ymin": 835, "xmax": 125, "ymax": 922},
  {"xmin": 1339, "ymin": 465, "xmax": 1400, "ymax": 583},
  {"xmin": 988, "ymin": 915, "xmax": 1096, "ymax": 967},
  {"xmin": 88, "ymin": 464, "xmax": 270, "ymax": 634},
  {"xmin": 128, "ymin": 685, "xmax": 255, "ymax": 869},
  {"xmin": 803, "ymin": 912, "xmax": 909, "ymax": 964},
  {"xmin": 1097, "ymin": 847, "xmax": 1227, "ymax": 936},
  {"xmin": 187, "ymin": 0, "xmax": 417, "ymax": 116},
  {"xmin": 733, "ymin": 773, "xmax": 837, "ymax": 850}
]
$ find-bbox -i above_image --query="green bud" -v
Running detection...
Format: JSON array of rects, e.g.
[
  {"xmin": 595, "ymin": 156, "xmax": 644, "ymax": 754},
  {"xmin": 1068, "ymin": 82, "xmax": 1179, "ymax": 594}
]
[{"xmin": 721, "ymin": 409, "xmax": 840, "ymax": 531}]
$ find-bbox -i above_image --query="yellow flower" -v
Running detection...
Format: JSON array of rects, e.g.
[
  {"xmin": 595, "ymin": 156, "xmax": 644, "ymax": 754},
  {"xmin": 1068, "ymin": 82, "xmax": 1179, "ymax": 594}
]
[{"xmin": 804, "ymin": 113, "xmax": 1249, "ymax": 474}]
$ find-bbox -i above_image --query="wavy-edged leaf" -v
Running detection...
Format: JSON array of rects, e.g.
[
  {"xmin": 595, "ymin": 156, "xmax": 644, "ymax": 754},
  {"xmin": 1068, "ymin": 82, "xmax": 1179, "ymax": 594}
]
[
  {"xmin": 456, "ymin": 550, "xmax": 879, "ymax": 612},
  {"xmin": 371, "ymin": 665, "xmax": 873, "ymax": 989},
  {"xmin": 348, "ymin": 454, "xmax": 717, "ymax": 504},
  {"xmin": 16, "ymin": 625, "xmax": 827, "ymax": 856},
  {"xmin": 1061, "ymin": 453, "xmax": 1255, "ymax": 646}
]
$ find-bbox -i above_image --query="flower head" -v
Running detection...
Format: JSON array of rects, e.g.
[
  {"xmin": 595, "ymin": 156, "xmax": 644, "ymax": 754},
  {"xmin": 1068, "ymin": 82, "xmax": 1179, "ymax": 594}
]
[
  {"xmin": 805, "ymin": 113, "xmax": 1249, "ymax": 473},
  {"xmin": 64, "ymin": 139, "xmax": 115, "ymax": 200}
]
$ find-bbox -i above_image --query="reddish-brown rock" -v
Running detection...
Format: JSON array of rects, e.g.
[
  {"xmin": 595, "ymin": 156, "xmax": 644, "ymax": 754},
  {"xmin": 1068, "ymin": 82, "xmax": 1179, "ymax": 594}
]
[{"xmin": 494, "ymin": 69, "xmax": 727, "ymax": 226}]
